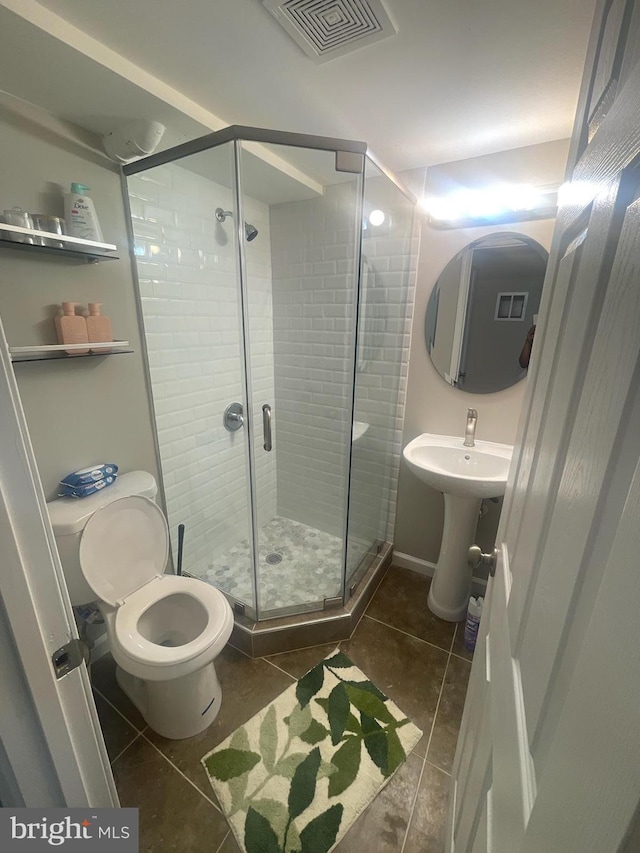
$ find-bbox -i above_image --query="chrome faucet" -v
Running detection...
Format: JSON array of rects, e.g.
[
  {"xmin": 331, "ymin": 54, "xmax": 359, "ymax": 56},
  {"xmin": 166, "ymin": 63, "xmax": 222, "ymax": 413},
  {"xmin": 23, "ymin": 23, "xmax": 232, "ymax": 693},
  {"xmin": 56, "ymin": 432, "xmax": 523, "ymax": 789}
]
[{"xmin": 464, "ymin": 408, "xmax": 478, "ymax": 447}]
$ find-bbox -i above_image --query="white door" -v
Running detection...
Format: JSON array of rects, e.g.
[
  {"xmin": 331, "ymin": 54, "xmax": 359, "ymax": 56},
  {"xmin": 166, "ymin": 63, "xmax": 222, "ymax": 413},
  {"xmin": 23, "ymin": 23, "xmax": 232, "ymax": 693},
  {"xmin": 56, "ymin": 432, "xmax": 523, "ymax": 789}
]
[
  {"xmin": 0, "ymin": 318, "xmax": 116, "ymax": 807},
  {"xmin": 448, "ymin": 1, "xmax": 640, "ymax": 850},
  {"xmin": 449, "ymin": 248, "xmax": 473, "ymax": 387}
]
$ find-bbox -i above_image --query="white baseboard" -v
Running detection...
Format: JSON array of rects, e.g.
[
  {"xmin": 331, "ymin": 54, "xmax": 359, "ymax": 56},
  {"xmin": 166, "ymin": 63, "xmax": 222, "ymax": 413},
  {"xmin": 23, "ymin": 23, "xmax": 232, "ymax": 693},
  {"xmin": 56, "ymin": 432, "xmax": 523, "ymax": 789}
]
[
  {"xmin": 392, "ymin": 550, "xmax": 488, "ymax": 598},
  {"xmin": 392, "ymin": 551, "xmax": 436, "ymax": 577}
]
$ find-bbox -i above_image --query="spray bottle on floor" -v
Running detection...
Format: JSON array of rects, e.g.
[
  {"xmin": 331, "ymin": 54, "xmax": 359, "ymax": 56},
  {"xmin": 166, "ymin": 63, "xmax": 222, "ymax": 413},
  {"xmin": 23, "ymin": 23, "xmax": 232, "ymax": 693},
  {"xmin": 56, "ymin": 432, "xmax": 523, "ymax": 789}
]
[{"xmin": 464, "ymin": 596, "xmax": 484, "ymax": 652}]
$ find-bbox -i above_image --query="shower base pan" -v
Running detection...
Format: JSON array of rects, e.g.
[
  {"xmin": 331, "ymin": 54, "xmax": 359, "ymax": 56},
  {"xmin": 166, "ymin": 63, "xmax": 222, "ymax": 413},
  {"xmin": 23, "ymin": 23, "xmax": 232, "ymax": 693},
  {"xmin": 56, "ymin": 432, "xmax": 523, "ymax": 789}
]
[
  {"xmin": 227, "ymin": 542, "xmax": 392, "ymax": 658},
  {"xmin": 203, "ymin": 516, "xmax": 344, "ymax": 614}
]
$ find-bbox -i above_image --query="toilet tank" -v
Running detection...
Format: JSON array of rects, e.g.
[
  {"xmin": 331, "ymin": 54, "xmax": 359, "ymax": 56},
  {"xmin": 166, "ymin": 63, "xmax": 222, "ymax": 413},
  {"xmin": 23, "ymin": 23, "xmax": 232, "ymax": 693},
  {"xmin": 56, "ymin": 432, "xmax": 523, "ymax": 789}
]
[{"xmin": 47, "ymin": 470, "xmax": 158, "ymax": 605}]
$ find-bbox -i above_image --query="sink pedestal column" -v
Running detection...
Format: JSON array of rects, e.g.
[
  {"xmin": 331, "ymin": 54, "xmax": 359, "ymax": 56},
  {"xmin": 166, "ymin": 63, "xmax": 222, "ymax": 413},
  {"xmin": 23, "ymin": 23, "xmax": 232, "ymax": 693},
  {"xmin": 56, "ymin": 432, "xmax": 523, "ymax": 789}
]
[{"xmin": 427, "ymin": 494, "xmax": 481, "ymax": 622}]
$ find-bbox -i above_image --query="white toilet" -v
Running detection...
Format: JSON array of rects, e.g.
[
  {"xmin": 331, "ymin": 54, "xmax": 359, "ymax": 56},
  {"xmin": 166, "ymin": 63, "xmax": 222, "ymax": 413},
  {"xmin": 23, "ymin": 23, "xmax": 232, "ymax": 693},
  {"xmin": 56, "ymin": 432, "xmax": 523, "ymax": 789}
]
[{"xmin": 48, "ymin": 471, "xmax": 234, "ymax": 740}]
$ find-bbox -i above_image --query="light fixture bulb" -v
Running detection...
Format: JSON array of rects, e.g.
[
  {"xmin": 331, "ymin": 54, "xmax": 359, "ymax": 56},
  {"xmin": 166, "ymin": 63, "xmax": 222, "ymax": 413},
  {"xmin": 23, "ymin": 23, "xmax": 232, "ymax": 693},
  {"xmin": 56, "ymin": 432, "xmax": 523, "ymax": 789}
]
[{"xmin": 368, "ymin": 209, "xmax": 386, "ymax": 227}]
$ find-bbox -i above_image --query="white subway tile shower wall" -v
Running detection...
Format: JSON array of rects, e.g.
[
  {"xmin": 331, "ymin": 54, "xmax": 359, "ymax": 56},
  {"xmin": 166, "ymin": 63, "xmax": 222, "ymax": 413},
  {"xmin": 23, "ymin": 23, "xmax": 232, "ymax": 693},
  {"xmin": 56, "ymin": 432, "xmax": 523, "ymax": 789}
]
[
  {"xmin": 128, "ymin": 163, "xmax": 276, "ymax": 588},
  {"xmin": 269, "ymin": 182, "xmax": 359, "ymax": 539}
]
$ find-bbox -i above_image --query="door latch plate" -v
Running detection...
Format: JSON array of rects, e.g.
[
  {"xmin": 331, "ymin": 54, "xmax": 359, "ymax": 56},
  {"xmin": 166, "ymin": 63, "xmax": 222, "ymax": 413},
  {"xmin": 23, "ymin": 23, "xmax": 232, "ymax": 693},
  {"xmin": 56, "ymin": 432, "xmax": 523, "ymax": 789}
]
[{"xmin": 52, "ymin": 638, "xmax": 89, "ymax": 679}]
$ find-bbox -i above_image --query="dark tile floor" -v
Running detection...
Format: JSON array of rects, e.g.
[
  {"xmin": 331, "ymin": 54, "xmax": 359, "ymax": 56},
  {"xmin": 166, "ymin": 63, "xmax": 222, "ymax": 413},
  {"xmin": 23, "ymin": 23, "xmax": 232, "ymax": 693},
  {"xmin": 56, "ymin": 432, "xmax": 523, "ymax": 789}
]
[{"xmin": 92, "ymin": 566, "xmax": 472, "ymax": 852}]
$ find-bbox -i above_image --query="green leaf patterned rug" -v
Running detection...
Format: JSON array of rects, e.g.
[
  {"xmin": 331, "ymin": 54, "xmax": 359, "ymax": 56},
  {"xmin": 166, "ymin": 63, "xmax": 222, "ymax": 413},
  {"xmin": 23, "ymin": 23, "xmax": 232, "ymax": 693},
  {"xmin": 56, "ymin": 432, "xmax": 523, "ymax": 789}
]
[{"xmin": 201, "ymin": 649, "xmax": 422, "ymax": 853}]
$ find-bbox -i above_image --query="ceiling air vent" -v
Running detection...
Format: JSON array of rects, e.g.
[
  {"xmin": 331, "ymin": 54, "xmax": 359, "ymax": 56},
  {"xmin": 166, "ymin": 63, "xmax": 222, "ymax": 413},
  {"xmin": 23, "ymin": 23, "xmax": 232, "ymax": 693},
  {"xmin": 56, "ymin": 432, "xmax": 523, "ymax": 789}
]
[{"xmin": 263, "ymin": 0, "xmax": 398, "ymax": 64}]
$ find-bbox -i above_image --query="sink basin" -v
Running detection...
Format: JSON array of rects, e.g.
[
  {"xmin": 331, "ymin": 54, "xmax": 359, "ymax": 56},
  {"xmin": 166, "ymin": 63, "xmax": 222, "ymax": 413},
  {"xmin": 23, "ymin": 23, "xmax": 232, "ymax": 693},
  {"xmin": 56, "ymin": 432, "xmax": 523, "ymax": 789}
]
[{"xmin": 403, "ymin": 433, "xmax": 512, "ymax": 498}]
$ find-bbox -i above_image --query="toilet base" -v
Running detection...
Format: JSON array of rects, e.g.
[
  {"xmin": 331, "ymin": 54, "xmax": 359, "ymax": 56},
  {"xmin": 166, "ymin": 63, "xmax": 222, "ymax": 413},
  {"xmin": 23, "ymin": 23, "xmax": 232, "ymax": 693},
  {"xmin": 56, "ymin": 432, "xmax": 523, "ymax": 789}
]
[{"xmin": 116, "ymin": 661, "xmax": 223, "ymax": 739}]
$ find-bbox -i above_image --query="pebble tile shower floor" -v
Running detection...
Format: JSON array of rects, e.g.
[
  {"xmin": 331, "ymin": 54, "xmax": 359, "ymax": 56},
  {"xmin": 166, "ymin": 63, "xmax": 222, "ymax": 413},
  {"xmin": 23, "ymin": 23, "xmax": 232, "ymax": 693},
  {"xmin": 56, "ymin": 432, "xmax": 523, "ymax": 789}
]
[
  {"xmin": 93, "ymin": 565, "xmax": 473, "ymax": 852},
  {"xmin": 198, "ymin": 516, "xmax": 344, "ymax": 612}
]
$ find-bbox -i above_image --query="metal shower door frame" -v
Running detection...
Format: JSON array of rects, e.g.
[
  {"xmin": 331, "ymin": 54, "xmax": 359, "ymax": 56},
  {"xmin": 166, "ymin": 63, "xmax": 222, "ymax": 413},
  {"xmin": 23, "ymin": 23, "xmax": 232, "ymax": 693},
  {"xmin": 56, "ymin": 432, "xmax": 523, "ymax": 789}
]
[{"xmin": 123, "ymin": 125, "xmax": 417, "ymax": 621}]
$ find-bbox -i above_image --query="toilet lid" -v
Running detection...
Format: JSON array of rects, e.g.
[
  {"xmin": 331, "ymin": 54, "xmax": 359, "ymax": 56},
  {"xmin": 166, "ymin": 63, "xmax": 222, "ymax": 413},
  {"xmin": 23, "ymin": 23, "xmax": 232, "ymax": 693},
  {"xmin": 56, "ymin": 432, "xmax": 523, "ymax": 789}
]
[{"xmin": 79, "ymin": 495, "xmax": 169, "ymax": 607}]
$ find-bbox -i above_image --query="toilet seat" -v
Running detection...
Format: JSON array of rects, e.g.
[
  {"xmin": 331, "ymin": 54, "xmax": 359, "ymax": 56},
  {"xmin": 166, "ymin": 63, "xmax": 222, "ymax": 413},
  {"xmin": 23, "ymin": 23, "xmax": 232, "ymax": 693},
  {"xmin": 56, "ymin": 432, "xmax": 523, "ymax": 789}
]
[
  {"xmin": 79, "ymin": 495, "xmax": 234, "ymax": 676},
  {"xmin": 115, "ymin": 574, "xmax": 233, "ymax": 667}
]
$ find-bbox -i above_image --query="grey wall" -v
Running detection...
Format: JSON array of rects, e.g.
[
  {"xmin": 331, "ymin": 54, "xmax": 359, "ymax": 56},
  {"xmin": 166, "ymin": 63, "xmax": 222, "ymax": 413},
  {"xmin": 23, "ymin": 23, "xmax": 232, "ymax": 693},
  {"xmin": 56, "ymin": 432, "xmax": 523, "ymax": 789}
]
[
  {"xmin": 462, "ymin": 272, "xmax": 543, "ymax": 393},
  {"xmin": 394, "ymin": 139, "xmax": 570, "ymax": 575},
  {"xmin": 0, "ymin": 104, "xmax": 159, "ymax": 500}
]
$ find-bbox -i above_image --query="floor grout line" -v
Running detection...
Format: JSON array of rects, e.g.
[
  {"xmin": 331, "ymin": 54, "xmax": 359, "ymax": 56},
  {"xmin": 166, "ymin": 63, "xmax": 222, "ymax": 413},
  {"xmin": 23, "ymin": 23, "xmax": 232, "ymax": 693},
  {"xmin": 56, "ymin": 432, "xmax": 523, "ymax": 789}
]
[
  {"xmin": 400, "ymin": 740, "xmax": 430, "ymax": 851},
  {"xmin": 450, "ymin": 650, "xmax": 473, "ymax": 664},
  {"xmin": 450, "ymin": 623, "xmax": 458, "ymax": 654},
  {"xmin": 93, "ymin": 686, "xmax": 147, "ymax": 735},
  {"xmin": 95, "ymin": 685, "xmax": 223, "ymax": 814},
  {"xmin": 400, "ymin": 636, "xmax": 453, "ymax": 853},
  {"xmin": 363, "ymin": 614, "xmax": 453, "ymax": 656},
  {"xmin": 214, "ymin": 831, "xmax": 231, "ymax": 853},
  {"xmin": 451, "ymin": 623, "xmax": 474, "ymax": 664},
  {"xmin": 228, "ymin": 642, "xmax": 254, "ymax": 660},
  {"xmin": 109, "ymin": 732, "xmax": 142, "ymax": 767},
  {"xmin": 425, "ymin": 758, "xmax": 452, "ymax": 777},
  {"xmin": 425, "ymin": 645, "xmax": 453, "ymax": 765},
  {"xmin": 262, "ymin": 657, "xmax": 297, "ymax": 681},
  {"xmin": 140, "ymin": 732, "xmax": 222, "ymax": 813}
]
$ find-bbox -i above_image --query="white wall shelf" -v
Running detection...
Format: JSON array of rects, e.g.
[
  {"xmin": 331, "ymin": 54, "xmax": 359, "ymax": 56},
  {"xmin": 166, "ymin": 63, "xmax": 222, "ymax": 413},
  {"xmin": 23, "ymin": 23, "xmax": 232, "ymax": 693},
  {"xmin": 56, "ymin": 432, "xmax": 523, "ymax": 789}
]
[
  {"xmin": 10, "ymin": 341, "xmax": 132, "ymax": 363},
  {"xmin": 0, "ymin": 223, "xmax": 118, "ymax": 263}
]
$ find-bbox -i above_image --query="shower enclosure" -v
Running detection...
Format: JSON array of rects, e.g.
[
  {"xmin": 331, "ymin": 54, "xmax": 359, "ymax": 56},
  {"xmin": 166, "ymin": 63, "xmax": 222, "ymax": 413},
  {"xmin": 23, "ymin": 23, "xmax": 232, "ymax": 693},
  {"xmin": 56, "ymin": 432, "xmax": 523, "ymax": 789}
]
[{"xmin": 123, "ymin": 127, "xmax": 416, "ymax": 623}]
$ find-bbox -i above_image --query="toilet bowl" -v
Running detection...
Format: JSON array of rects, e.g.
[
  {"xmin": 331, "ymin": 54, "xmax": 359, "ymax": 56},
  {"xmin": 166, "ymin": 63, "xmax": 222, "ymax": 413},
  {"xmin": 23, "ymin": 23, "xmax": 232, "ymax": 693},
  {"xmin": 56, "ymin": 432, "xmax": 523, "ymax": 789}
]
[{"xmin": 48, "ymin": 472, "xmax": 234, "ymax": 740}]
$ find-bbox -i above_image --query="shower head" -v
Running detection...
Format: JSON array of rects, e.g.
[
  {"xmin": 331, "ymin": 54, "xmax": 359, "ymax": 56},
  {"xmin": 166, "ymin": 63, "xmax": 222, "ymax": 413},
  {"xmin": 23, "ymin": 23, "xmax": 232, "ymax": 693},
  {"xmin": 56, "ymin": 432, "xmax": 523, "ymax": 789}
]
[{"xmin": 215, "ymin": 207, "xmax": 259, "ymax": 242}]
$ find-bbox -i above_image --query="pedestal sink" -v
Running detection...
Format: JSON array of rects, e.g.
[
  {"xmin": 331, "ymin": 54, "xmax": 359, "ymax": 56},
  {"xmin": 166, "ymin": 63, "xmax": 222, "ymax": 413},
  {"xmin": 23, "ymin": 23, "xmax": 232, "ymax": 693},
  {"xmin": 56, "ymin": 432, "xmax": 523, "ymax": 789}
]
[{"xmin": 403, "ymin": 433, "xmax": 513, "ymax": 621}]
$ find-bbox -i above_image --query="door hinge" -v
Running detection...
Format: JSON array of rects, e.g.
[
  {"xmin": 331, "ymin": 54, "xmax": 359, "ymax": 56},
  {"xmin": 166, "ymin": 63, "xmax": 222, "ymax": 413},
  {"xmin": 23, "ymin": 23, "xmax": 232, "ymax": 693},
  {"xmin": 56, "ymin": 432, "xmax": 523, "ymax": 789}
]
[{"xmin": 52, "ymin": 638, "xmax": 90, "ymax": 680}]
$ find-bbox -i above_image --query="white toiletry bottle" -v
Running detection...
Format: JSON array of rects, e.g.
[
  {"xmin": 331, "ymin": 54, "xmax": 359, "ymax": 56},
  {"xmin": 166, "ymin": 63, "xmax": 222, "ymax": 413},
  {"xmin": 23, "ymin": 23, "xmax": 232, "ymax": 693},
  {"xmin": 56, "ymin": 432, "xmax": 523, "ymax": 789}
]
[{"xmin": 65, "ymin": 183, "xmax": 104, "ymax": 242}]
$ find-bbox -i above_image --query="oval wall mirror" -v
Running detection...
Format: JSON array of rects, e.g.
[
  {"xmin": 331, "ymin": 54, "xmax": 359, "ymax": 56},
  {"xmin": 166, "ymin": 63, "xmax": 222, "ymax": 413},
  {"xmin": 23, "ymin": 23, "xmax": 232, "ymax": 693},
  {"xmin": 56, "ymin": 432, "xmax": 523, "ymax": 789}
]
[{"xmin": 425, "ymin": 233, "xmax": 548, "ymax": 394}]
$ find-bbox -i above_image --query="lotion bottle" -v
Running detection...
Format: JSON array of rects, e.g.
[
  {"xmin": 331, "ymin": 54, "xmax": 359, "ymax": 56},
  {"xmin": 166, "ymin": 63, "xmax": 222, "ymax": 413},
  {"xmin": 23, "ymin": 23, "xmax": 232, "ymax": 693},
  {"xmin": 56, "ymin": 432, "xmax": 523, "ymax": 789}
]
[
  {"xmin": 65, "ymin": 183, "xmax": 104, "ymax": 242},
  {"xmin": 55, "ymin": 302, "xmax": 89, "ymax": 355},
  {"xmin": 86, "ymin": 303, "xmax": 113, "ymax": 352}
]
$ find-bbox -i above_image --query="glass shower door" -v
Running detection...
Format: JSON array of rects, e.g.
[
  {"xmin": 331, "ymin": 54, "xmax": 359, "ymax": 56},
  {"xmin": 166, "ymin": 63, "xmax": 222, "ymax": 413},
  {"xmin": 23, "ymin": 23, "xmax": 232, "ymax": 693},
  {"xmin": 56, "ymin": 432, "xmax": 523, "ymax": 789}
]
[
  {"xmin": 238, "ymin": 141, "xmax": 362, "ymax": 618},
  {"xmin": 126, "ymin": 141, "xmax": 257, "ymax": 617},
  {"xmin": 346, "ymin": 157, "xmax": 417, "ymax": 589}
]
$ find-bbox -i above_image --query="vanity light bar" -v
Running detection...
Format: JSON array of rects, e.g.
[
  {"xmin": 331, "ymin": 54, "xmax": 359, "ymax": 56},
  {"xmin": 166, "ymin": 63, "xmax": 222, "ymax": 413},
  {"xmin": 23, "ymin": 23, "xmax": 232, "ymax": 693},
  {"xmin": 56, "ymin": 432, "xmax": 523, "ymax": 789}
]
[{"xmin": 421, "ymin": 184, "xmax": 559, "ymax": 229}]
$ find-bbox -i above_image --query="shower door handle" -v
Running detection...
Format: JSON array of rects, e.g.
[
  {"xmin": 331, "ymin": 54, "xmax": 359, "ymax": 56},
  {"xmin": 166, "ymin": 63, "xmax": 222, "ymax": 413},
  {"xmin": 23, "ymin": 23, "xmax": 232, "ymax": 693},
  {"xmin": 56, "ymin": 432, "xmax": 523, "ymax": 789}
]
[{"xmin": 262, "ymin": 404, "xmax": 272, "ymax": 452}]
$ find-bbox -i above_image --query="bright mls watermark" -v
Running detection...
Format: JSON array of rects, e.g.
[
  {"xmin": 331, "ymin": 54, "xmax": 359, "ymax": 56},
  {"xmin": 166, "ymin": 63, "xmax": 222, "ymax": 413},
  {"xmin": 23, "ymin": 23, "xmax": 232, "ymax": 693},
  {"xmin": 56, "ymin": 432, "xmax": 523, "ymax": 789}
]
[{"xmin": 0, "ymin": 809, "xmax": 138, "ymax": 850}]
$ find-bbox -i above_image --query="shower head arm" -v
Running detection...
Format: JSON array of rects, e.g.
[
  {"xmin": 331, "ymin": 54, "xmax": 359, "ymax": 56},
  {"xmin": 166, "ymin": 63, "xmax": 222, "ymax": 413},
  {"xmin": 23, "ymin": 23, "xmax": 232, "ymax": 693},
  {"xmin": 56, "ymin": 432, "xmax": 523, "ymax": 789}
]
[{"xmin": 215, "ymin": 207, "xmax": 259, "ymax": 241}]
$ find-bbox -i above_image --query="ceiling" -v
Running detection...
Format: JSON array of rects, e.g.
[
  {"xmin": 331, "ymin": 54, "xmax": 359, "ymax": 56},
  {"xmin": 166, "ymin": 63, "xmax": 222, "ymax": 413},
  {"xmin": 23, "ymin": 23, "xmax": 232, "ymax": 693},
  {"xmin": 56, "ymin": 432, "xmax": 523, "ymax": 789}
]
[{"xmin": 0, "ymin": 0, "xmax": 596, "ymax": 178}]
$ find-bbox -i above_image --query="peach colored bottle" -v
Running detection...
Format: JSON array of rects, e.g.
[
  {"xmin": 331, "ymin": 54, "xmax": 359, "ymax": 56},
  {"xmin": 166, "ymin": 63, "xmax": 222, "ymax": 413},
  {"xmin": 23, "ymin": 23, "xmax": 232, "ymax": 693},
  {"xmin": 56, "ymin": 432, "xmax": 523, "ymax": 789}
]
[
  {"xmin": 55, "ymin": 302, "xmax": 89, "ymax": 355},
  {"xmin": 86, "ymin": 303, "xmax": 113, "ymax": 352}
]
